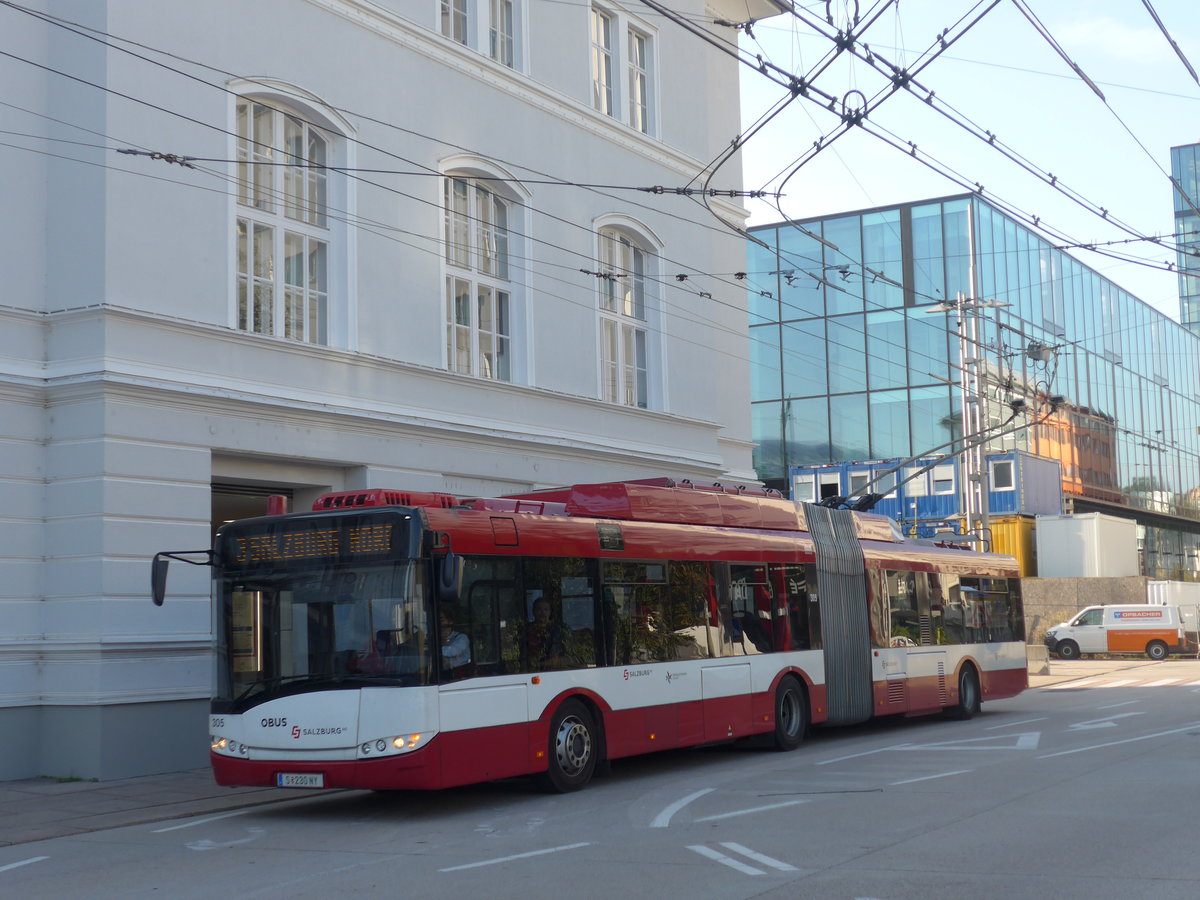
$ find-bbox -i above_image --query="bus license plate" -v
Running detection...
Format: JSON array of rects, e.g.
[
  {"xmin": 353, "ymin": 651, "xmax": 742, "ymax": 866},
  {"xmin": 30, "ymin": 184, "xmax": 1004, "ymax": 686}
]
[{"xmin": 276, "ymin": 773, "xmax": 324, "ymax": 788}]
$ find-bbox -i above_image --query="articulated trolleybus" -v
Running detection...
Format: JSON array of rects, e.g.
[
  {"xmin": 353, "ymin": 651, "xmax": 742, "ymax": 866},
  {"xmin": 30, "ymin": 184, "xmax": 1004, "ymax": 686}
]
[{"xmin": 152, "ymin": 478, "xmax": 1026, "ymax": 793}]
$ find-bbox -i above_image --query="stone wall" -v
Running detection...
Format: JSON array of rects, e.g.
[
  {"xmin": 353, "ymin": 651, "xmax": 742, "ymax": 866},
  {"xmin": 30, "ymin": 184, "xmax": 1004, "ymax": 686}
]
[{"xmin": 1020, "ymin": 576, "xmax": 1149, "ymax": 644}]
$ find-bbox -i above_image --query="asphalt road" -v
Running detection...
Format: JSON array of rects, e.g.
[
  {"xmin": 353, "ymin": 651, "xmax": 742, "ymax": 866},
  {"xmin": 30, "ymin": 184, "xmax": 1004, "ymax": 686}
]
[{"xmin": 3, "ymin": 659, "xmax": 1199, "ymax": 899}]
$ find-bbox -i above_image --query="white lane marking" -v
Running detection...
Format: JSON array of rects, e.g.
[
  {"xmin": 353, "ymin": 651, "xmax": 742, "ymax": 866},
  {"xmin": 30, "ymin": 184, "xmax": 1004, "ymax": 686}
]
[
  {"xmin": 438, "ymin": 842, "xmax": 594, "ymax": 872},
  {"xmin": 1143, "ymin": 679, "xmax": 1182, "ymax": 687},
  {"xmin": 1093, "ymin": 679, "xmax": 1138, "ymax": 688},
  {"xmin": 153, "ymin": 808, "xmax": 258, "ymax": 832},
  {"xmin": 1187, "ymin": 680, "xmax": 1200, "ymax": 687},
  {"xmin": 1044, "ymin": 678, "xmax": 1104, "ymax": 690},
  {"xmin": 694, "ymin": 800, "xmax": 809, "ymax": 823},
  {"xmin": 898, "ymin": 732, "xmax": 1040, "ymax": 751},
  {"xmin": 651, "ymin": 788, "xmax": 715, "ymax": 828},
  {"xmin": 187, "ymin": 827, "xmax": 265, "ymax": 851},
  {"xmin": 0, "ymin": 857, "xmax": 50, "ymax": 874},
  {"xmin": 1068, "ymin": 712, "xmax": 1144, "ymax": 731},
  {"xmin": 1038, "ymin": 722, "xmax": 1200, "ymax": 759},
  {"xmin": 687, "ymin": 844, "xmax": 764, "ymax": 876},
  {"xmin": 719, "ymin": 842, "xmax": 798, "ymax": 872},
  {"xmin": 986, "ymin": 716, "xmax": 1048, "ymax": 730},
  {"xmin": 889, "ymin": 769, "xmax": 973, "ymax": 786},
  {"xmin": 1095, "ymin": 700, "xmax": 1138, "ymax": 710},
  {"xmin": 817, "ymin": 745, "xmax": 906, "ymax": 765}
]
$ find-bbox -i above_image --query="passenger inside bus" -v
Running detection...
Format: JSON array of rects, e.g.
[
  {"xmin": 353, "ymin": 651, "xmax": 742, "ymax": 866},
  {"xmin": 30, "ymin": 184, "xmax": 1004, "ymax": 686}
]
[{"xmin": 526, "ymin": 596, "xmax": 566, "ymax": 670}]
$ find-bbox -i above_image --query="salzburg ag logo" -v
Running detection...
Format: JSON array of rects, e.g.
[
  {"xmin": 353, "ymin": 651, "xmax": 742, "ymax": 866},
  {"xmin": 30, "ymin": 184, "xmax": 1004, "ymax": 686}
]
[
  {"xmin": 291, "ymin": 726, "xmax": 301, "ymax": 739},
  {"xmin": 623, "ymin": 668, "xmax": 651, "ymax": 681}
]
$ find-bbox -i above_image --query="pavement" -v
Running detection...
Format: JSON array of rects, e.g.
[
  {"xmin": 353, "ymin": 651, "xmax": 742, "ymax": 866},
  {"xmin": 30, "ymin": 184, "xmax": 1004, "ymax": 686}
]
[{"xmin": 0, "ymin": 655, "xmax": 1185, "ymax": 849}]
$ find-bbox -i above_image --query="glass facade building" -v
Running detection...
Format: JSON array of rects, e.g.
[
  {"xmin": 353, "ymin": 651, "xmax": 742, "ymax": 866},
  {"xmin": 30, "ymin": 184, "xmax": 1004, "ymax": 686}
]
[
  {"xmin": 1172, "ymin": 142, "xmax": 1200, "ymax": 335},
  {"xmin": 748, "ymin": 194, "xmax": 1200, "ymax": 579}
]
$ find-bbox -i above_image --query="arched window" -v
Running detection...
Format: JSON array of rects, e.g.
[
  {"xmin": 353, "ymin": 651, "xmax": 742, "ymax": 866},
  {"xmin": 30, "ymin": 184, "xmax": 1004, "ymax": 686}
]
[
  {"xmin": 596, "ymin": 224, "xmax": 657, "ymax": 408},
  {"xmin": 234, "ymin": 91, "xmax": 350, "ymax": 346},
  {"xmin": 443, "ymin": 164, "xmax": 525, "ymax": 381}
]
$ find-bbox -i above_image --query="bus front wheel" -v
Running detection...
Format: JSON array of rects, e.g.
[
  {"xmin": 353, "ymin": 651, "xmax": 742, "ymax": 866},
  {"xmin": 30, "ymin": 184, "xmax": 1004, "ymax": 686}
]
[
  {"xmin": 773, "ymin": 676, "xmax": 808, "ymax": 751},
  {"xmin": 536, "ymin": 699, "xmax": 598, "ymax": 793}
]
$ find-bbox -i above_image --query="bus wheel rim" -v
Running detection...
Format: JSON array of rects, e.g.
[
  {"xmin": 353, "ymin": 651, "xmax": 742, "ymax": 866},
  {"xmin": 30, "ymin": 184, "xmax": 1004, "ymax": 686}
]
[{"xmin": 555, "ymin": 717, "xmax": 591, "ymax": 774}]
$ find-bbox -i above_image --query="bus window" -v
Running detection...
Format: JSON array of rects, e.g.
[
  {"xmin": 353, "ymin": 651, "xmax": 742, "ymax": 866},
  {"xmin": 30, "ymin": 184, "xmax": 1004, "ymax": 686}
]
[
  {"xmin": 602, "ymin": 560, "xmax": 678, "ymax": 664},
  {"xmin": 770, "ymin": 563, "xmax": 820, "ymax": 650},
  {"xmin": 459, "ymin": 557, "xmax": 518, "ymax": 677},
  {"xmin": 885, "ymin": 570, "xmax": 919, "ymax": 647},
  {"xmin": 730, "ymin": 564, "xmax": 772, "ymax": 654},
  {"xmin": 522, "ymin": 558, "xmax": 596, "ymax": 671},
  {"xmin": 867, "ymin": 569, "xmax": 890, "ymax": 649},
  {"xmin": 961, "ymin": 577, "xmax": 1024, "ymax": 642},
  {"xmin": 664, "ymin": 561, "xmax": 716, "ymax": 660}
]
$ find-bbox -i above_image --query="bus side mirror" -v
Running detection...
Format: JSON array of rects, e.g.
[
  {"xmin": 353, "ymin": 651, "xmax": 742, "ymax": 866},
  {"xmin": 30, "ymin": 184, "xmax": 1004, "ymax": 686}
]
[
  {"xmin": 150, "ymin": 550, "xmax": 212, "ymax": 605},
  {"xmin": 151, "ymin": 554, "xmax": 170, "ymax": 606},
  {"xmin": 437, "ymin": 550, "xmax": 463, "ymax": 603}
]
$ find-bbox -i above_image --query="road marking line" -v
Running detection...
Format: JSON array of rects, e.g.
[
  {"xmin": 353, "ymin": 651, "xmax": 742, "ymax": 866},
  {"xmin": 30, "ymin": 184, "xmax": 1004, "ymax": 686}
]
[
  {"xmin": 0, "ymin": 857, "xmax": 49, "ymax": 874},
  {"xmin": 651, "ymin": 788, "xmax": 715, "ymax": 828},
  {"xmin": 817, "ymin": 745, "xmax": 907, "ymax": 765},
  {"xmin": 1095, "ymin": 700, "xmax": 1138, "ymax": 710},
  {"xmin": 1044, "ymin": 678, "xmax": 1103, "ymax": 690},
  {"xmin": 1038, "ymin": 722, "xmax": 1200, "ymax": 758},
  {"xmin": 687, "ymin": 844, "xmax": 763, "ymax": 876},
  {"xmin": 1092, "ymin": 679, "xmax": 1137, "ymax": 688},
  {"xmin": 1187, "ymin": 680, "xmax": 1200, "ymax": 687},
  {"xmin": 438, "ymin": 842, "xmax": 594, "ymax": 872},
  {"xmin": 719, "ymin": 842, "xmax": 797, "ymax": 871},
  {"xmin": 694, "ymin": 800, "xmax": 808, "ymax": 823},
  {"xmin": 986, "ymin": 717, "xmax": 1047, "ymax": 730},
  {"xmin": 153, "ymin": 808, "xmax": 258, "ymax": 832},
  {"xmin": 1143, "ymin": 678, "xmax": 1181, "ymax": 686},
  {"xmin": 889, "ymin": 769, "xmax": 972, "ymax": 786},
  {"xmin": 1068, "ymin": 712, "xmax": 1144, "ymax": 730}
]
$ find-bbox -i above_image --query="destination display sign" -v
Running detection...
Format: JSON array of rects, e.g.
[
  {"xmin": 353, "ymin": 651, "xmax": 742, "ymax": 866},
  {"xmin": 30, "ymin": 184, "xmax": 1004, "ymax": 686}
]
[{"xmin": 219, "ymin": 514, "xmax": 400, "ymax": 567}]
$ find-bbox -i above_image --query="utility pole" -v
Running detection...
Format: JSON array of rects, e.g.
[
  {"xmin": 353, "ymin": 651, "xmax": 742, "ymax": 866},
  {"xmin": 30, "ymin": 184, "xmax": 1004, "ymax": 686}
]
[{"xmin": 931, "ymin": 292, "xmax": 1008, "ymax": 548}]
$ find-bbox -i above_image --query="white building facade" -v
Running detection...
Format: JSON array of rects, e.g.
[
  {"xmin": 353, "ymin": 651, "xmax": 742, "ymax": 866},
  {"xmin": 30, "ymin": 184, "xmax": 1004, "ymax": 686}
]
[{"xmin": 0, "ymin": 0, "xmax": 785, "ymax": 779}]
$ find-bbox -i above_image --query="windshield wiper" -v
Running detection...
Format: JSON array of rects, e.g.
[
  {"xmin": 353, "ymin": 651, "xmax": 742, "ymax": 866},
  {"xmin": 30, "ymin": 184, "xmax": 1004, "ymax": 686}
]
[{"xmin": 234, "ymin": 674, "xmax": 320, "ymax": 703}]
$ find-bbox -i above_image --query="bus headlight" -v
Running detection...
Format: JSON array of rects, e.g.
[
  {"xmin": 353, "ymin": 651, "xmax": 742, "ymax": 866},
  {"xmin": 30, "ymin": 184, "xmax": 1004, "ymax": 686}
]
[{"xmin": 357, "ymin": 733, "xmax": 429, "ymax": 759}]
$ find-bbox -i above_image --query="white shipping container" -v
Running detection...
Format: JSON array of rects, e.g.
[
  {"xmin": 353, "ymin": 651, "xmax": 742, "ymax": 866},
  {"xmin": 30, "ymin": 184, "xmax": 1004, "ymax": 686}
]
[
  {"xmin": 1147, "ymin": 581, "xmax": 1200, "ymax": 635},
  {"xmin": 1034, "ymin": 513, "xmax": 1139, "ymax": 578}
]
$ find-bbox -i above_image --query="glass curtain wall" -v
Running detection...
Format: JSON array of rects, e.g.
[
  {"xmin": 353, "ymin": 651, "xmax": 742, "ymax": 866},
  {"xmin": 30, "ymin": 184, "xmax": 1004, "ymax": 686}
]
[{"xmin": 749, "ymin": 195, "xmax": 1200, "ymax": 577}]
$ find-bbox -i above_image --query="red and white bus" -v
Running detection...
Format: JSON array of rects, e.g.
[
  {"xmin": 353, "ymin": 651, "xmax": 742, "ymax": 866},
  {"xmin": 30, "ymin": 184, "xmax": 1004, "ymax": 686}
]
[{"xmin": 152, "ymin": 478, "xmax": 1026, "ymax": 793}]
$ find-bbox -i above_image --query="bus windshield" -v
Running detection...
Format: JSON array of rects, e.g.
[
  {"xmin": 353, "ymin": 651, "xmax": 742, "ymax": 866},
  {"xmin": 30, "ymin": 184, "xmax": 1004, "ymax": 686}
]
[
  {"xmin": 210, "ymin": 511, "xmax": 433, "ymax": 710},
  {"xmin": 214, "ymin": 561, "xmax": 432, "ymax": 710}
]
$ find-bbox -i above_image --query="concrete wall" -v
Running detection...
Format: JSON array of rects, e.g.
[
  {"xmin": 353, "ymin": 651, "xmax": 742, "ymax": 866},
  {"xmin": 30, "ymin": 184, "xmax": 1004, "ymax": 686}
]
[{"xmin": 1020, "ymin": 576, "xmax": 1150, "ymax": 644}]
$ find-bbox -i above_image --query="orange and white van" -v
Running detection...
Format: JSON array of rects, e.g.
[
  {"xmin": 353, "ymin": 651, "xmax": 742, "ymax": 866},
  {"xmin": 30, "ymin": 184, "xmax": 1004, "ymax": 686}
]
[{"xmin": 1044, "ymin": 604, "xmax": 1186, "ymax": 660}]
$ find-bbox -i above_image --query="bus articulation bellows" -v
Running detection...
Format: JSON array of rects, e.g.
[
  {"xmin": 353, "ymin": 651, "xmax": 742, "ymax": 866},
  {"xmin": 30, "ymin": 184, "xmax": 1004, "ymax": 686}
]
[{"xmin": 151, "ymin": 478, "xmax": 1026, "ymax": 793}]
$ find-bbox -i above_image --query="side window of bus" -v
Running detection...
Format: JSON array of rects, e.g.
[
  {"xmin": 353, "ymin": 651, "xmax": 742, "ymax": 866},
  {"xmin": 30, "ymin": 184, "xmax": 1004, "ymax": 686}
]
[
  {"xmin": 601, "ymin": 560, "xmax": 676, "ymax": 664},
  {"xmin": 885, "ymin": 570, "xmax": 920, "ymax": 647},
  {"xmin": 867, "ymin": 569, "xmax": 890, "ymax": 649},
  {"xmin": 460, "ymin": 557, "xmax": 518, "ymax": 676},
  {"xmin": 521, "ymin": 557, "xmax": 596, "ymax": 672},
  {"xmin": 928, "ymin": 573, "xmax": 956, "ymax": 645},
  {"xmin": 961, "ymin": 577, "xmax": 1023, "ymax": 642},
  {"xmin": 729, "ymin": 564, "xmax": 772, "ymax": 654},
  {"xmin": 770, "ymin": 563, "xmax": 820, "ymax": 650},
  {"xmin": 664, "ymin": 561, "xmax": 717, "ymax": 660},
  {"xmin": 940, "ymin": 575, "xmax": 967, "ymax": 644}
]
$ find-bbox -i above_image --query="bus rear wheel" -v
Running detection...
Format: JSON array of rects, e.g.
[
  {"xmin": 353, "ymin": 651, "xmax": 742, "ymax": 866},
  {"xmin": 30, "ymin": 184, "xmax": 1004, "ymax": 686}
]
[
  {"xmin": 773, "ymin": 676, "xmax": 808, "ymax": 751},
  {"xmin": 946, "ymin": 665, "xmax": 981, "ymax": 720},
  {"xmin": 1146, "ymin": 640, "xmax": 1168, "ymax": 661},
  {"xmin": 536, "ymin": 699, "xmax": 598, "ymax": 793}
]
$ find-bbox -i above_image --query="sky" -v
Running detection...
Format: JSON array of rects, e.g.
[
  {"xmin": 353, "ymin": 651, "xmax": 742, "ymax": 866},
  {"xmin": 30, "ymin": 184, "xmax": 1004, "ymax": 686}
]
[{"xmin": 735, "ymin": 0, "xmax": 1200, "ymax": 321}]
